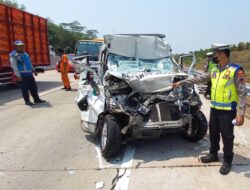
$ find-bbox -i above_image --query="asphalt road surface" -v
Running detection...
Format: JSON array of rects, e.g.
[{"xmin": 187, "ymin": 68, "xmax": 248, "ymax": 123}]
[{"xmin": 0, "ymin": 70, "xmax": 250, "ymax": 190}]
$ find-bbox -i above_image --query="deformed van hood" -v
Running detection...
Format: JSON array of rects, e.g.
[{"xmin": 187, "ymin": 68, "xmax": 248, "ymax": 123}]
[{"xmin": 105, "ymin": 70, "xmax": 188, "ymax": 93}]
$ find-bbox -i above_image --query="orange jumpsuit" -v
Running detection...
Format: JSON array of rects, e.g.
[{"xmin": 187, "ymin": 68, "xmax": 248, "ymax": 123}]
[{"xmin": 60, "ymin": 54, "xmax": 71, "ymax": 89}]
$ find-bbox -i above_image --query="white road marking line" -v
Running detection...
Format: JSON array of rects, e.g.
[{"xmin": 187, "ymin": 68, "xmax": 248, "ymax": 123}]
[
  {"xmin": 39, "ymin": 86, "xmax": 63, "ymax": 96},
  {"xmin": 1, "ymin": 82, "xmax": 78, "ymax": 108},
  {"xmin": 115, "ymin": 146, "xmax": 135, "ymax": 190},
  {"xmin": 95, "ymin": 145, "xmax": 117, "ymax": 169},
  {"xmin": 95, "ymin": 145, "xmax": 104, "ymax": 169},
  {"xmin": 94, "ymin": 145, "xmax": 136, "ymax": 190},
  {"xmin": 39, "ymin": 82, "xmax": 78, "ymax": 96}
]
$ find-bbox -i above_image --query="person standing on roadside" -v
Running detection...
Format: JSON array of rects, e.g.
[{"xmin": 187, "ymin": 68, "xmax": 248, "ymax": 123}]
[
  {"xmin": 172, "ymin": 44, "xmax": 247, "ymax": 175},
  {"xmin": 204, "ymin": 52, "xmax": 217, "ymax": 99},
  {"xmin": 58, "ymin": 48, "xmax": 71, "ymax": 91},
  {"xmin": 9, "ymin": 40, "xmax": 46, "ymax": 106}
]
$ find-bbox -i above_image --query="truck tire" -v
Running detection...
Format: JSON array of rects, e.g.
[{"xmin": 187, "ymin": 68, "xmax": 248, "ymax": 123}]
[
  {"xmin": 100, "ymin": 114, "xmax": 121, "ymax": 158},
  {"xmin": 7, "ymin": 83, "xmax": 20, "ymax": 89},
  {"xmin": 183, "ymin": 111, "xmax": 208, "ymax": 142}
]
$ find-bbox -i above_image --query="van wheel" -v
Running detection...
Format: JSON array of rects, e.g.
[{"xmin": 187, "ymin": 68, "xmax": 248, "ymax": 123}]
[
  {"xmin": 100, "ymin": 114, "xmax": 120, "ymax": 158},
  {"xmin": 183, "ymin": 111, "xmax": 208, "ymax": 142}
]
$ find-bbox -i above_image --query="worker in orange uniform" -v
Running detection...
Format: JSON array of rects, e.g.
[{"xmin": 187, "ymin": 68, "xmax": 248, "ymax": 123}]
[{"xmin": 58, "ymin": 48, "xmax": 71, "ymax": 91}]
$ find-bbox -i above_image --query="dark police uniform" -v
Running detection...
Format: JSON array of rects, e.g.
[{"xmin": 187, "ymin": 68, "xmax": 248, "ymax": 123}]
[{"xmin": 178, "ymin": 44, "xmax": 247, "ymax": 174}]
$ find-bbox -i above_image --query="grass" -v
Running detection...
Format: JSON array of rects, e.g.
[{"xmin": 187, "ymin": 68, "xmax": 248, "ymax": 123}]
[{"xmin": 194, "ymin": 49, "xmax": 250, "ymax": 82}]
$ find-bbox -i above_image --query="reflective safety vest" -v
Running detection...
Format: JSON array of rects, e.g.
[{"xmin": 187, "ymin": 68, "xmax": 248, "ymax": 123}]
[
  {"xmin": 208, "ymin": 61, "xmax": 217, "ymax": 72},
  {"xmin": 210, "ymin": 63, "xmax": 241, "ymax": 111},
  {"xmin": 10, "ymin": 50, "xmax": 33, "ymax": 76}
]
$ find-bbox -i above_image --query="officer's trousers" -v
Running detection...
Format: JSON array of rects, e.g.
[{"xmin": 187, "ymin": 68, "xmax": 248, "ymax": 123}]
[
  {"xmin": 209, "ymin": 108, "xmax": 237, "ymax": 163},
  {"xmin": 19, "ymin": 75, "xmax": 40, "ymax": 102}
]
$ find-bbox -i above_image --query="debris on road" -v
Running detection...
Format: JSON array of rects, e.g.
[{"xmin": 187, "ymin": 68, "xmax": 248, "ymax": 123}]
[
  {"xmin": 69, "ymin": 170, "xmax": 75, "ymax": 175},
  {"xmin": 95, "ymin": 181, "xmax": 104, "ymax": 189}
]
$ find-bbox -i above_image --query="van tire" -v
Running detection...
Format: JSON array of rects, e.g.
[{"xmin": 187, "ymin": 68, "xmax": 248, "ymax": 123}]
[
  {"xmin": 100, "ymin": 114, "xmax": 120, "ymax": 158},
  {"xmin": 183, "ymin": 111, "xmax": 208, "ymax": 142}
]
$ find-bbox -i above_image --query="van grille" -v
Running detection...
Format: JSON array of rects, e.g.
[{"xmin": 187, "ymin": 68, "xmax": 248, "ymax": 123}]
[{"xmin": 150, "ymin": 103, "xmax": 180, "ymax": 122}]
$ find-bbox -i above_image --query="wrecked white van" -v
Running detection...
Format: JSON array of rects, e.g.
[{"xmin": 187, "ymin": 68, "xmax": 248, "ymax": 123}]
[{"xmin": 74, "ymin": 34, "xmax": 208, "ymax": 158}]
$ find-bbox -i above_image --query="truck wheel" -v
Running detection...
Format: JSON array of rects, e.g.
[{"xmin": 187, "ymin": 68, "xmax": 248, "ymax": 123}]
[
  {"xmin": 100, "ymin": 114, "xmax": 121, "ymax": 158},
  {"xmin": 183, "ymin": 111, "xmax": 208, "ymax": 142},
  {"xmin": 7, "ymin": 83, "xmax": 20, "ymax": 89}
]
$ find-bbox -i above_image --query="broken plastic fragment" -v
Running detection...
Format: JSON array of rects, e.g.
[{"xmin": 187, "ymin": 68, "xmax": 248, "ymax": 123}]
[{"xmin": 95, "ymin": 181, "xmax": 104, "ymax": 189}]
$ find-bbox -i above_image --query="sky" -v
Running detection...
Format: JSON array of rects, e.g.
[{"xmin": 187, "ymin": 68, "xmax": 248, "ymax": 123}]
[{"xmin": 16, "ymin": 0, "xmax": 250, "ymax": 53}]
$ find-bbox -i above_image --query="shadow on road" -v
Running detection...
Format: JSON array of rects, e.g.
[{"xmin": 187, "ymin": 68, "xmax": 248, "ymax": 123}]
[
  {"xmin": 31, "ymin": 101, "xmax": 53, "ymax": 109},
  {"xmin": 85, "ymin": 134, "xmax": 98, "ymax": 144},
  {"xmin": 36, "ymin": 81, "xmax": 62, "ymax": 92},
  {"xmin": 83, "ymin": 130, "xmax": 250, "ymax": 178},
  {"xmin": 244, "ymin": 172, "xmax": 250, "ymax": 178},
  {"xmin": 0, "ymin": 81, "xmax": 62, "ymax": 106},
  {"xmin": 132, "ymin": 134, "xmax": 250, "ymax": 177},
  {"xmin": 132, "ymin": 133, "xmax": 209, "ymax": 164},
  {"xmin": 83, "ymin": 131, "xmax": 210, "ymax": 164},
  {"xmin": 231, "ymin": 153, "xmax": 250, "ymax": 178}
]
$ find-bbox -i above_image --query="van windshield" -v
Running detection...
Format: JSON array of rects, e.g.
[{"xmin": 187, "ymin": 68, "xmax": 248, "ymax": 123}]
[{"xmin": 107, "ymin": 54, "xmax": 181, "ymax": 74}]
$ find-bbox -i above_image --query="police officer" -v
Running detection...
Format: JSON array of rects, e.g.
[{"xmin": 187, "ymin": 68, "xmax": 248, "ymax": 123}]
[
  {"xmin": 204, "ymin": 52, "xmax": 217, "ymax": 99},
  {"xmin": 173, "ymin": 44, "xmax": 247, "ymax": 175},
  {"xmin": 9, "ymin": 40, "xmax": 46, "ymax": 106}
]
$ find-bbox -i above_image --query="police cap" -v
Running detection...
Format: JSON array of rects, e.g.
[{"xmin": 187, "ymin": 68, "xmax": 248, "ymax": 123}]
[
  {"xmin": 14, "ymin": 40, "xmax": 24, "ymax": 46},
  {"xmin": 211, "ymin": 44, "xmax": 232, "ymax": 51}
]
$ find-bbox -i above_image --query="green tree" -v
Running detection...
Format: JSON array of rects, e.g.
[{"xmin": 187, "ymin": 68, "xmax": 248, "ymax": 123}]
[
  {"xmin": 60, "ymin": 21, "xmax": 86, "ymax": 33},
  {"xmin": 246, "ymin": 42, "xmax": 250, "ymax": 50},
  {"xmin": 238, "ymin": 42, "xmax": 246, "ymax": 51},
  {"xmin": 83, "ymin": 29, "xmax": 99, "ymax": 39},
  {"xmin": 0, "ymin": 0, "xmax": 26, "ymax": 10},
  {"xmin": 48, "ymin": 20, "xmax": 98, "ymax": 53}
]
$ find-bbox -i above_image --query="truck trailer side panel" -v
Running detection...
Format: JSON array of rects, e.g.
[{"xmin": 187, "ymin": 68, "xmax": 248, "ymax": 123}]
[{"xmin": 0, "ymin": 3, "xmax": 50, "ymax": 84}]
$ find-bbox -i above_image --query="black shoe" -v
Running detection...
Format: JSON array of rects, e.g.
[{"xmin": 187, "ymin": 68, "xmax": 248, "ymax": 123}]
[
  {"xmin": 220, "ymin": 162, "xmax": 232, "ymax": 175},
  {"xmin": 25, "ymin": 101, "xmax": 34, "ymax": 106},
  {"xmin": 34, "ymin": 99, "xmax": 46, "ymax": 104},
  {"xmin": 200, "ymin": 154, "xmax": 219, "ymax": 163}
]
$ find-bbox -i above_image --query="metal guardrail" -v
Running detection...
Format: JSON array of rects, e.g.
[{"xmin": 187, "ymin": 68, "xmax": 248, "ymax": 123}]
[{"xmin": 185, "ymin": 68, "xmax": 250, "ymax": 96}]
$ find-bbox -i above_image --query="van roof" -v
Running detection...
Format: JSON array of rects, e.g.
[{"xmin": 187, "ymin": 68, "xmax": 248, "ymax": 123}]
[
  {"xmin": 104, "ymin": 34, "xmax": 171, "ymax": 59},
  {"xmin": 117, "ymin": 34, "xmax": 166, "ymax": 38}
]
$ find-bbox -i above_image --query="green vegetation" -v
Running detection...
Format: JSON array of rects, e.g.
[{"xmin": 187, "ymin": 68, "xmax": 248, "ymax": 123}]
[
  {"xmin": 193, "ymin": 42, "xmax": 250, "ymax": 82},
  {"xmin": 47, "ymin": 19, "xmax": 98, "ymax": 53},
  {"xmin": 0, "ymin": 0, "xmax": 26, "ymax": 10}
]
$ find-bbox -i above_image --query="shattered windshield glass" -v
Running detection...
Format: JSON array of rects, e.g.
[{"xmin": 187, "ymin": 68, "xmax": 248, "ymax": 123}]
[{"xmin": 107, "ymin": 54, "xmax": 181, "ymax": 74}]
